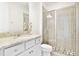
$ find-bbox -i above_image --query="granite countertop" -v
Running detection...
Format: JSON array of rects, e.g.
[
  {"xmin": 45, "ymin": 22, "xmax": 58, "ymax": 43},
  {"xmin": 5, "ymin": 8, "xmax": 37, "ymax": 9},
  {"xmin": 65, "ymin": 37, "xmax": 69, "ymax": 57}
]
[{"xmin": 0, "ymin": 33, "xmax": 40, "ymax": 48}]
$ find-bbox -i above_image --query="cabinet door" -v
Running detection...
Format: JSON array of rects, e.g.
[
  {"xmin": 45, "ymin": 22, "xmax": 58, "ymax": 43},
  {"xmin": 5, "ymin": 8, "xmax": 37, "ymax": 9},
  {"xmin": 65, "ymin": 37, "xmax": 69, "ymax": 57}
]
[
  {"xmin": 4, "ymin": 43, "xmax": 25, "ymax": 56},
  {"xmin": 25, "ymin": 39, "xmax": 35, "ymax": 50},
  {"xmin": 31, "ymin": 44, "xmax": 41, "ymax": 56},
  {"xmin": 18, "ymin": 44, "xmax": 41, "ymax": 56},
  {"xmin": 0, "ymin": 48, "xmax": 3, "ymax": 56}
]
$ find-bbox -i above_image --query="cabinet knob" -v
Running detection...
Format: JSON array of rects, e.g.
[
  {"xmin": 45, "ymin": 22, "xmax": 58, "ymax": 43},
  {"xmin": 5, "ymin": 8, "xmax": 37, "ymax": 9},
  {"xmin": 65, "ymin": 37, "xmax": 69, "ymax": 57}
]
[
  {"xmin": 14, "ymin": 49, "xmax": 18, "ymax": 52},
  {"xmin": 29, "ymin": 50, "xmax": 34, "ymax": 54}
]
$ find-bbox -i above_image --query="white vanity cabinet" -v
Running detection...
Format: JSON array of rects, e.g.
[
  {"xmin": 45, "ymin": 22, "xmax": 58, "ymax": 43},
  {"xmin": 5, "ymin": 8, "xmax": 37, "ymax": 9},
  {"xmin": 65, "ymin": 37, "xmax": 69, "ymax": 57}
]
[{"xmin": 0, "ymin": 35, "xmax": 41, "ymax": 56}]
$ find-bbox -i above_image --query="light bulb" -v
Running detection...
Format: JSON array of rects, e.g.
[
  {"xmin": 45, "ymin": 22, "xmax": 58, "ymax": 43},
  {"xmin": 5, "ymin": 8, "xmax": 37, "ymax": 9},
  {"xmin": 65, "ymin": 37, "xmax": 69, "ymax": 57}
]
[{"xmin": 47, "ymin": 14, "xmax": 52, "ymax": 18}]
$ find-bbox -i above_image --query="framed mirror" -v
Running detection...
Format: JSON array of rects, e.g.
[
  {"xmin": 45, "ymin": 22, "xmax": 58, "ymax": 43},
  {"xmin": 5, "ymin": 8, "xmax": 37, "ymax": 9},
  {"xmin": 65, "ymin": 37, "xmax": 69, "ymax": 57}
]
[{"xmin": 23, "ymin": 13, "xmax": 29, "ymax": 32}]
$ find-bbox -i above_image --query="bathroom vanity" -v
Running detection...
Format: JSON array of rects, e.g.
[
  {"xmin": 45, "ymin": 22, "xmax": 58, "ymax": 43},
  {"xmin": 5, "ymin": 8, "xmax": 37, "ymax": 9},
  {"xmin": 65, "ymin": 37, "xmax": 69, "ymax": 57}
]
[{"xmin": 0, "ymin": 34, "xmax": 41, "ymax": 56}]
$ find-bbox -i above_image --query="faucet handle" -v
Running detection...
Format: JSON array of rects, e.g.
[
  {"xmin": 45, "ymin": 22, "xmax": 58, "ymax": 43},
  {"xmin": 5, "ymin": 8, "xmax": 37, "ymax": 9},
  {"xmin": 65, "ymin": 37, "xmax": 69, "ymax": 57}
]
[
  {"xmin": 70, "ymin": 52, "xmax": 76, "ymax": 56},
  {"xmin": 52, "ymin": 47, "xmax": 56, "ymax": 51}
]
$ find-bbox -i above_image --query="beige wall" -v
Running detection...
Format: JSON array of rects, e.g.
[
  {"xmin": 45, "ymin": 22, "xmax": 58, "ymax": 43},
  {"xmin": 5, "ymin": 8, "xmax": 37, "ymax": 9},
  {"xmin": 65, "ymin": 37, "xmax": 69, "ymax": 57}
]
[
  {"xmin": 76, "ymin": 3, "xmax": 79, "ymax": 55},
  {"xmin": 47, "ymin": 11, "xmax": 55, "ymax": 47},
  {"xmin": 42, "ymin": 7, "xmax": 48, "ymax": 44}
]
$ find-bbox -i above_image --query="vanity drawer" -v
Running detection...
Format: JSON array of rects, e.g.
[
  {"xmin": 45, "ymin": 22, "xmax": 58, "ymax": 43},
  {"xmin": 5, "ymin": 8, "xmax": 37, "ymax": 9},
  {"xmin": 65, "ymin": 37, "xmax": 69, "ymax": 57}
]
[
  {"xmin": 4, "ymin": 43, "xmax": 25, "ymax": 56},
  {"xmin": 18, "ymin": 48, "xmax": 35, "ymax": 56},
  {"xmin": 25, "ymin": 40, "xmax": 35, "ymax": 49},
  {"xmin": 35, "ymin": 38, "xmax": 41, "ymax": 44}
]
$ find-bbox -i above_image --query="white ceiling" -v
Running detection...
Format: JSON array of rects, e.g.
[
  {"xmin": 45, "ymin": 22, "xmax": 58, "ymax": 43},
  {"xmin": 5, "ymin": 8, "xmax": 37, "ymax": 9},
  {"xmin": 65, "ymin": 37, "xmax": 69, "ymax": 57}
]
[
  {"xmin": 43, "ymin": 2, "xmax": 57, "ymax": 6},
  {"xmin": 43, "ymin": 2, "xmax": 75, "ymax": 11},
  {"xmin": 6, "ymin": 2, "xmax": 29, "ymax": 8}
]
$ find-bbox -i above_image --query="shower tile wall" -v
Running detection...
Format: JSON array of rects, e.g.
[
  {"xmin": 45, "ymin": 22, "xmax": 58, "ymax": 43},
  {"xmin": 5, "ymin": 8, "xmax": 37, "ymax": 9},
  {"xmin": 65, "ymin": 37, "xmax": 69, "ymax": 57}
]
[
  {"xmin": 76, "ymin": 3, "xmax": 79, "ymax": 55},
  {"xmin": 43, "ymin": 3, "xmax": 79, "ymax": 55},
  {"xmin": 56, "ymin": 6, "xmax": 76, "ymax": 54}
]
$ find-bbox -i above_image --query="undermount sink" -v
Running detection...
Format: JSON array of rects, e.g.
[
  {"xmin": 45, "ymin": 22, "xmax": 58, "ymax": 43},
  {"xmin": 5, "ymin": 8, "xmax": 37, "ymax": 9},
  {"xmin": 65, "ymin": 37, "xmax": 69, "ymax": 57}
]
[
  {"xmin": 0, "ymin": 33, "xmax": 35, "ymax": 45},
  {"xmin": 20, "ymin": 33, "xmax": 33, "ymax": 37},
  {"xmin": 15, "ymin": 33, "xmax": 32, "ymax": 37},
  {"xmin": 0, "ymin": 36, "xmax": 16, "ymax": 43}
]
